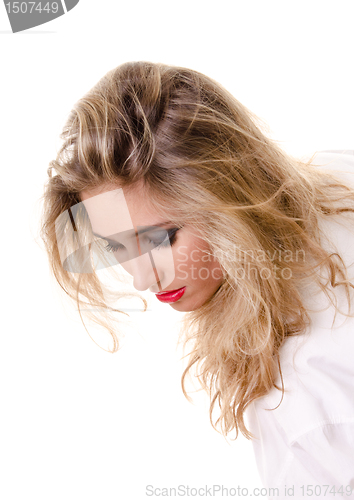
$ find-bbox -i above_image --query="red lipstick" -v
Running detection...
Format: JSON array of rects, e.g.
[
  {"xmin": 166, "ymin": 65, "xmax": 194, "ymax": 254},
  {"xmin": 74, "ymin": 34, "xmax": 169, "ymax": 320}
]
[{"xmin": 155, "ymin": 286, "xmax": 186, "ymax": 303}]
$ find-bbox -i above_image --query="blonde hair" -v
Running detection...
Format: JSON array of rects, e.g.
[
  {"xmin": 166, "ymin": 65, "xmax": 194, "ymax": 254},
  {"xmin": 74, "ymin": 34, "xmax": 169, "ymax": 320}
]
[{"xmin": 39, "ymin": 61, "xmax": 354, "ymax": 439}]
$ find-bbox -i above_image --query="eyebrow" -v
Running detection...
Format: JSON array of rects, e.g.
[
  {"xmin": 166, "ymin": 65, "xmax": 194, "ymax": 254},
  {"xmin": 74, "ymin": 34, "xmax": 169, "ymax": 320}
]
[{"xmin": 92, "ymin": 222, "xmax": 174, "ymax": 243}]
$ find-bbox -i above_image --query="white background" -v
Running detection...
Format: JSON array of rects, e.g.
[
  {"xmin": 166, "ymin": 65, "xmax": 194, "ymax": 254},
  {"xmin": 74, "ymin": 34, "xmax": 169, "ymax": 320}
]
[{"xmin": 0, "ymin": 1, "xmax": 353, "ymax": 499}]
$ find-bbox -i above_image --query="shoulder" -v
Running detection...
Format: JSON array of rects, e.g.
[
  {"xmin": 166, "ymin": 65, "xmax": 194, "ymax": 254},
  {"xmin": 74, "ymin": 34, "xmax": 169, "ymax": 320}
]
[
  {"xmin": 246, "ymin": 150, "xmax": 354, "ymax": 489},
  {"xmin": 267, "ymin": 150, "xmax": 354, "ymax": 437},
  {"xmin": 251, "ymin": 210, "xmax": 354, "ymax": 438}
]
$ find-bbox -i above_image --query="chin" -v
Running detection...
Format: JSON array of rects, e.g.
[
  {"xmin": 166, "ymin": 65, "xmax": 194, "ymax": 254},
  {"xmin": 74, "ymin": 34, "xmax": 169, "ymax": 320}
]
[
  {"xmin": 168, "ymin": 296, "xmax": 205, "ymax": 312},
  {"xmin": 168, "ymin": 302, "xmax": 194, "ymax": 312}
]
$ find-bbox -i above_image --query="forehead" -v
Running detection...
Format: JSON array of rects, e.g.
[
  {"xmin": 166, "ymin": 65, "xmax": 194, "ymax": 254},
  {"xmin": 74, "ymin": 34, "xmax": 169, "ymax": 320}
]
[{"xmin": 79, "ymin": 182, "xmax": 167, "ymax": 237}]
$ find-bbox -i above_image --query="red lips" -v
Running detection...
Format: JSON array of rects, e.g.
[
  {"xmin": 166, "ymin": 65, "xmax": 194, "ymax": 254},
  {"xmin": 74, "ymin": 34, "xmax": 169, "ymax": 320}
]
[{"xmin": 155, "ymin": 287, "xmax": 186, "ymax": 303}]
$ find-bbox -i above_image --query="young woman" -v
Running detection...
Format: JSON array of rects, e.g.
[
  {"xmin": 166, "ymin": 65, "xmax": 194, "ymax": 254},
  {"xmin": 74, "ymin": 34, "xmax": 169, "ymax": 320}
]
[{"xmin": 40, "ymin": 61, "xmax": 354, "ymax": 497}]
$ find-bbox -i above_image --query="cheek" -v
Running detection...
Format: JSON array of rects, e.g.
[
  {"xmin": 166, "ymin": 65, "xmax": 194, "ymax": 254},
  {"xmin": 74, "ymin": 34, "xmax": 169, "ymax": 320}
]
[
  {"xmin": 173, "ymin": 244, "xmax": 190, "ymax": 267},
  {"xmin": 173, "ymin": 238, "xmax": 223, "ymax": 284},
  {"xmin": 173, "ymin": 239, "xmax": 204, "ymax": 272}
]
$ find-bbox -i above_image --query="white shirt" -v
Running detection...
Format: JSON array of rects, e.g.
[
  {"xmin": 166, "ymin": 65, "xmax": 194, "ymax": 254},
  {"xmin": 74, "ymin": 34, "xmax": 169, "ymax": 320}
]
[{"xmin": 245, "ymin": 151, "xmax": 354, "ymax": 499}]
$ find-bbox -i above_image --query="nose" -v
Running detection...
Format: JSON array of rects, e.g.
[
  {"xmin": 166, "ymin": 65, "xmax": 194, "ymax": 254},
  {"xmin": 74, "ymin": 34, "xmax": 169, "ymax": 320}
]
[{"xmin": 122, "ymin": 253, "xmax": 161, "ymax": 291}]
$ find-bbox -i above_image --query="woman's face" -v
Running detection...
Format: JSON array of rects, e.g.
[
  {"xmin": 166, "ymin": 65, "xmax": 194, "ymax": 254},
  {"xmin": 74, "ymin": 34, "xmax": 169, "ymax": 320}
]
[{"xmin": 80, "ymin": 181, "xmax": 224, "ymax": 312}]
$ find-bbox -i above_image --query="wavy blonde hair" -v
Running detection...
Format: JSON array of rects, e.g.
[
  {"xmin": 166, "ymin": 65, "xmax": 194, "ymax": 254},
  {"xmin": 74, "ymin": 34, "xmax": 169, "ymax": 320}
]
[{"xmin": 39, "ymin": 61, "xmax": 354, "ymax": 439}]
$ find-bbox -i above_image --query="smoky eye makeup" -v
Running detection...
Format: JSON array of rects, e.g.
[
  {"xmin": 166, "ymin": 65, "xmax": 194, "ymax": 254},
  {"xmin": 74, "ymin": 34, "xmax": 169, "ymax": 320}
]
[{"xmin": 103, "ymin": 226, "xmax": 182, "ymax": 253}]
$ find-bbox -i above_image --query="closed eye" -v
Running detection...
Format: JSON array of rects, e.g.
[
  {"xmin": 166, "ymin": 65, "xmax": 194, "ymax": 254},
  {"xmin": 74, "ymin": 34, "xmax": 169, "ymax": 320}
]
[
  {"xmin": 104, "ymin": 241, "xmax": 125, "ymax": 252},
  {"xmin": 104, "ymin": 227, "xmax": 180, "ymax": 253}
]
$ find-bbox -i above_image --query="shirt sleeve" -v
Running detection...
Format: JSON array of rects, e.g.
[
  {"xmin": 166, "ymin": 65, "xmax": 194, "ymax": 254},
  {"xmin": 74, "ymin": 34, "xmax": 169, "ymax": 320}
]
[{"xmin": 276, "ymin": 420, "xmax": 354, "ymax": 498}]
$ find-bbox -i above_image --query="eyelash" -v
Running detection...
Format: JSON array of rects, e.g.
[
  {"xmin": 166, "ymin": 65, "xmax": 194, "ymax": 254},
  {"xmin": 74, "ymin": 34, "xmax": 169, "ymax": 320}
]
[{"xmin": 104, "ymin": 228, "xmax": 180, "ymax": 253}]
